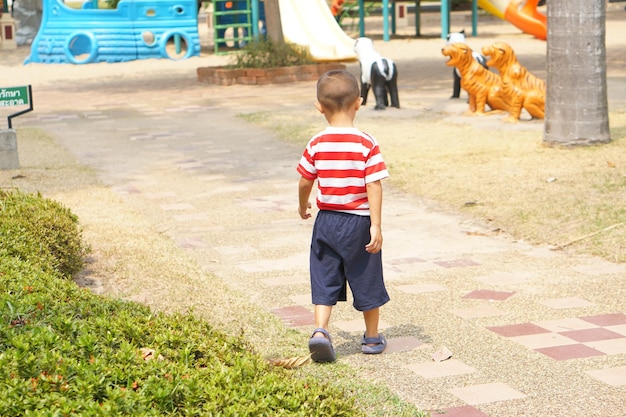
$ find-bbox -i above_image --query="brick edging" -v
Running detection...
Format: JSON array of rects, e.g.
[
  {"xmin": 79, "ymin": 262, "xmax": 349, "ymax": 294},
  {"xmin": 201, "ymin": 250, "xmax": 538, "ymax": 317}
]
[{"xmin": 197, "ymin": 63, "xmax": 347, "ymax": 86}]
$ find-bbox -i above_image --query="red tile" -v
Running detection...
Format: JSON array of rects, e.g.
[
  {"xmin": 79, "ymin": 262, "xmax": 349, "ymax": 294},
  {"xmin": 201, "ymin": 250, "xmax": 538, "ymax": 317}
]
[
  {"xmin": 176, "ymin": 237, "xmax": 207, "ymax": 248},
  {"xmin": 430, "ymin": 405, "xmax": 491, "ymax": 417},
  {"xmin": 272, "ymin": 305, "xmax": 311, "ymax": 316},
  {"xmin": 463, "ymin": 289, "xmax": 515, "ymax": 301},
  {"xmin": 488, "ymin": 323, "xmax": 550, "ymax": 337},
  {"xmin": 434, "ymin": 259, "xmax": 480, "ymax": 268},
  {"xmin": 271, "ymin": 305, "xmax": 315, "ymax": 328},
  {"xmin": 388, "ymin": 257, "xmax": 426, "ymax": 265},
  {"xmin": 535, "ymin": 344, "xmax": 605, "ymax": 360},
  {"xmin": 580, "ymin": 313, "xmax": 626, "ymax": 326},
  {"xmin": 287, "ymin": 315, "xmax": 316, "ymax": 327},
  {"xmin": 560, "ymin": 328, "xmax": 625, "ymax": 343},
  {"xmin": 115, "ymin": 185, "xmax": 141, "ymax": 194}
]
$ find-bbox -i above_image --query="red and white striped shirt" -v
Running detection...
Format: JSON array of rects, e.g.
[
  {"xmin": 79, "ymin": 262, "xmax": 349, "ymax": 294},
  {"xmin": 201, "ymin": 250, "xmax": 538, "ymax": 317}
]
[{"xmin": 297, "ymin": 127, "xmax": 389, "ymax": 216}]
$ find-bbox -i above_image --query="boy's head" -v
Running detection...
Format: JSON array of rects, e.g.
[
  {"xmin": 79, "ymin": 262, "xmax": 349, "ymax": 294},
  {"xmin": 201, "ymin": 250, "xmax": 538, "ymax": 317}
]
[{"xmin": 316, "ymin": 70, "xmax": 361, "ymax": 115}]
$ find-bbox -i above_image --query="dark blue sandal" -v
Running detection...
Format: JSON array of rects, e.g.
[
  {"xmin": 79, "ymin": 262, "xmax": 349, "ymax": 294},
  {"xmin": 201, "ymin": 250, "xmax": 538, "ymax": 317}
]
[
  {"xmin": 308, "ymin": 328, "xmax": 336, "ymax": 363},
  {"xmin": 361, "ymin": 333, "xmax": 387, "ymax": 354}
]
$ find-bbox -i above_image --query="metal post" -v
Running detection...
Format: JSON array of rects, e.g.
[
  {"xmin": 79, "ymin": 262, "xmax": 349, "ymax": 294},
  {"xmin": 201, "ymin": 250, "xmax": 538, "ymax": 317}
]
[
  {"xmin": 251, "ymin": 0, "xmax": 259, "ymax": 39},
  {"xmin": 391, "ymin": 1, "xmax": 396, "ymax": 35},
  {"xmin": 441, "ymin": 0, "xmax": 450, "ymax": 39},
  {"xmin": 415, "ymin": 1, "xmax": 421, "ymax": 37},
  {"xmin": 359, "ymin": 0, "xmax": 365, "ymax": 37},
  {"xmin": 472, "ymin": 0, "xmax": 478, "ymax": 36},
  {"xmin": 382, "ymin": 0, "xmax": 389, "ymax": 41}
]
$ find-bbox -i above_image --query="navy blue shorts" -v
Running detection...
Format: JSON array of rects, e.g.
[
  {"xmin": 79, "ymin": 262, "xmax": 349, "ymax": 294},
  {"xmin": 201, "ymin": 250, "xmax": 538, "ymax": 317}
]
[{"xmin": 310, "ymin": 210, "xmax": 390, "ymax": 311}]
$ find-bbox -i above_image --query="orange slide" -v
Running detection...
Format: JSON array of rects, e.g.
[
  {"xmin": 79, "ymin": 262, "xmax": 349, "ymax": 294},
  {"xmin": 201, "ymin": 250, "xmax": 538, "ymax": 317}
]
[
  {"xmin": 331, "ymin": 0, "xmax": 345, "ymax": 17},
  {"xmin": 479, "ymin": 0, "xmax": 546, "ymax": 40}
]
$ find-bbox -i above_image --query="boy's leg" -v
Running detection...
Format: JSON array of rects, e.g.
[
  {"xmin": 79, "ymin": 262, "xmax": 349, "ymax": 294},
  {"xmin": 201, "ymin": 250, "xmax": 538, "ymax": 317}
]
[
  {"xmin": 309, "ymin": 304, "xmax": 336, "ymax": 362},
  {"xmin": 363, "ymin": 307, "xmax": 380, "ymax": 343},
  {"xmin": 313, "ymin": 304, "xmax": 333, "ymax": 337},
  {"xmin": 362, "ymin": 307, "xmax": 387, "ymax": 354}
]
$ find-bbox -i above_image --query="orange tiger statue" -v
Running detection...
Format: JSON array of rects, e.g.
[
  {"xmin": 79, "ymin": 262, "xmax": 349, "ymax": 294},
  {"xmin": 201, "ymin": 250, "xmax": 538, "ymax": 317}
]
[
  {"xmin": 441, "ymin": 43, "xmax": 510, "ymax": 116},
  {"xmin": 482, "ymin": 42, "xmax": 545, "ymax": 122}
]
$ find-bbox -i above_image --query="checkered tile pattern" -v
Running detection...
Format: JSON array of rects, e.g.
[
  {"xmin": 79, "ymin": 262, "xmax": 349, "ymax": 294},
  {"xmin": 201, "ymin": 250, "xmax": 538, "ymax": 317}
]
[{"xmin": 488, "ymin": 313, "xmax": 626, "ymax": 360}]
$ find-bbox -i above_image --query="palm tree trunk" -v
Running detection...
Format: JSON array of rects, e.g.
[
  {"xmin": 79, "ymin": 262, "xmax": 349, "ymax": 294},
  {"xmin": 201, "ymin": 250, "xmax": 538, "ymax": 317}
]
[
  {"xmin": 543, "ymin": 0, "xmax": 610, "ymax": 146},
  {"xmin": 264, "ymin": 0, "xmax": 284, "ymax": 43}
]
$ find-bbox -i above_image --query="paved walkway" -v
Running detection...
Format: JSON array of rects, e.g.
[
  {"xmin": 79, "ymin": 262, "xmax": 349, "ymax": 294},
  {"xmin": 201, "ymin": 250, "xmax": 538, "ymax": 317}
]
[{"xmin": 2, "ymin": 5, "xmax": 626, "ymax": 417}]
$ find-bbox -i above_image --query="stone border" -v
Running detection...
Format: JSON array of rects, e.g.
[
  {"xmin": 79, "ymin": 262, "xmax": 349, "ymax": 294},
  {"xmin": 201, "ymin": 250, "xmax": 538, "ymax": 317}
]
[{"xmin": 197, "ymin": 63, "xmax": 347, "ymax": 86}]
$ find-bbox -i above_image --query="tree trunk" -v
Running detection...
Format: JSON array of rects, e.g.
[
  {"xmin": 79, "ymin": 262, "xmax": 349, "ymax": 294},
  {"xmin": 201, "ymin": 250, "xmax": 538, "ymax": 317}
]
[
  {"xmin": 543, "ymin": 0, "xmax": 610, "ymax": 146},
  {"xmin": 264, "ymin": 0, "xmax": 284, "ymax": 43}
]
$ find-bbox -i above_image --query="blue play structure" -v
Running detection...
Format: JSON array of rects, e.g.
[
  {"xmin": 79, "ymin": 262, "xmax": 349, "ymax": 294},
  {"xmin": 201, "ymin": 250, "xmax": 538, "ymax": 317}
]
[
  {"xmin": 356, "ymin": 0, "xmax": 479, "ymax": 41},
  {"xmin": 25, "ymin": 0, "xmax": 200, "ymax": 64},
  {"xmin": 213, "ymin": 0, "xmax": 265, "ymax": 54}
]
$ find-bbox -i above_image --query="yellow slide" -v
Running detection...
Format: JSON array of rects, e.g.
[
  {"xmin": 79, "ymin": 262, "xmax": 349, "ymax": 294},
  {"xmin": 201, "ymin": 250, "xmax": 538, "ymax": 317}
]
[
  {"xmin": 278, "ymin": 0, "xmax": 357, "ymax": 61},
  {"xmin": 478, "ymin": 0, "xmax": 546, "ymax": 40}
]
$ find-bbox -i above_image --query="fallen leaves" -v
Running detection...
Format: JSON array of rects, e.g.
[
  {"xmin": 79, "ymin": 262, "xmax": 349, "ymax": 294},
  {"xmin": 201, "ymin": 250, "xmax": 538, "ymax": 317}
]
[
  {"xmin": 139, "ymin": 348, "xmax": 164, "ymax": 361},
  {"xmin": 268, "ymin": 355, "xmax": 311, "ymax": 369},
  {"xmin": 432, "ymin": 345, "xmax": 453, "ymax": 362}
]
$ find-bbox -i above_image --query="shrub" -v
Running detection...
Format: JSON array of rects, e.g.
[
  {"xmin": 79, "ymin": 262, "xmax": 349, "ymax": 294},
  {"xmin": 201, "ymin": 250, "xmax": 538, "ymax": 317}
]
[
  {"xmin": 104, "ymin": 0, "xmax": 120, "ymax": 9},
  {"xmin": 229, "ymin": 38, "xmax": 315, "ymax": 69},
  {"xmin": 0, "ymin": 192, "xmax": 362, "ymax": 416},
  {"xmin": 0, "ymin": 256, "xmax": 359, "ymax": 416},
  {"xmin": 0, "ymin": 190, "xmax": 88, "ymax": 277}
]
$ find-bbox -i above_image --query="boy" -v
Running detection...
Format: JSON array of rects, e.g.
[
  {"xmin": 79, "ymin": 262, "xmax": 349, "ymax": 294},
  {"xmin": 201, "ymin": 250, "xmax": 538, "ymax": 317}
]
[{"xmin": 297, "ymin": 70, "xmax": 390, "ymax": 363}]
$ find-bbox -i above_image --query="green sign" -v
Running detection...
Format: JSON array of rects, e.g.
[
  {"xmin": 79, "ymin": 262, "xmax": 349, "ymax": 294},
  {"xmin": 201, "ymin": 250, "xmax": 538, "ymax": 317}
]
[{"xmin": 0, "ymin": 86, "xmax": 30, "ymax": 107}]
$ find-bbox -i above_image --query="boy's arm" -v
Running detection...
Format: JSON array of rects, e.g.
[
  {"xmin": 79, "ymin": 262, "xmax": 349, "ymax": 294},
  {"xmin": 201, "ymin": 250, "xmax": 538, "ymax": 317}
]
[
  {"xmin": 365, "ymin": 180, "xmax": 383, "ymax": 254},
  {"xmin": 298, "ymin": 177, "xmax": 315, "ymax": 220}
]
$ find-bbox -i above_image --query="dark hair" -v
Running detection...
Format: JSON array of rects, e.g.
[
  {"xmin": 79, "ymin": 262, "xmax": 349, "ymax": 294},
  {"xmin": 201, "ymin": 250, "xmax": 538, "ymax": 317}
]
[{"xmin": 317, "ymin": 70, "xmax": 360, "ymax": 113}]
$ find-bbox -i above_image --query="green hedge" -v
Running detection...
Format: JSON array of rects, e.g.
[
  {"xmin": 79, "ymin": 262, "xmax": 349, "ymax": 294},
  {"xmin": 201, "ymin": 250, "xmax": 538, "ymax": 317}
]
[
  {"xmin": 1, "ymin": 190, "xmax": 87, "ymax": 277},
  {"xmin": 0, "ymin": 191, "xmax": 361, "ymax": 416},
  {"xmin": 229, "ymin": 38, "xmax": 315, "ymax": 69}
]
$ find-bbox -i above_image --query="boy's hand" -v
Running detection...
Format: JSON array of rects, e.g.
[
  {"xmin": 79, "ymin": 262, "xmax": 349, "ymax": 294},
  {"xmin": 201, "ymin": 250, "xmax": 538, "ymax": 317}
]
[
  {"xmin": 298, "ymin": 177, "xmax": 315, "ymax": 220},
  {"xmin": 365, "ymin": 225, "xmax": 382, "ymax": 253},
  {"xmin": 299, "ymin": 201, "xmax": 312, "ymax": 219}
]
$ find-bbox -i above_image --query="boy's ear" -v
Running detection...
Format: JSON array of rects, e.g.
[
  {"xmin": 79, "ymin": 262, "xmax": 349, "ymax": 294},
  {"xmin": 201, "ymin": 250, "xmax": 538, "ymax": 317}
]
[
  {"xmin": 314, "ymin": 100, "xmax": 324, "ymax": 114},
  {"xmin": 355, "ymin": 96, "xmax": 363, "ymax": 110}
]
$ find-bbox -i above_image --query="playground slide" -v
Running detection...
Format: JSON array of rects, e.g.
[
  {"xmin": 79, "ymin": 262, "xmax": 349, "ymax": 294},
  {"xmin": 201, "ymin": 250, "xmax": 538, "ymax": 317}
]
[
  {"xmin": 278, "ymin": 0, "xmax": 356, "ymax": 61},
  {"xmin": 478, "ymin": 0, "xmax": 546, "ymax": 40}
]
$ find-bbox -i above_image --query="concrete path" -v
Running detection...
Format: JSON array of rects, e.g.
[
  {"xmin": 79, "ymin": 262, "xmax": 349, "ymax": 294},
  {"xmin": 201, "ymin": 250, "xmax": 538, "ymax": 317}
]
[{"xmin": 2, "ymin": 5, "xmax": 625, "ymax": 416}]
